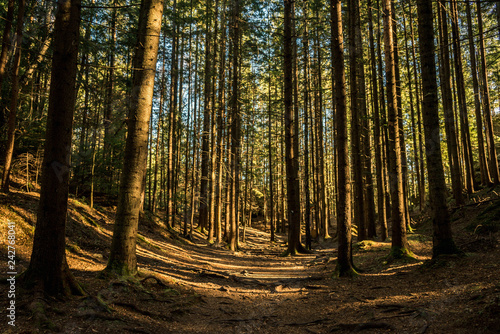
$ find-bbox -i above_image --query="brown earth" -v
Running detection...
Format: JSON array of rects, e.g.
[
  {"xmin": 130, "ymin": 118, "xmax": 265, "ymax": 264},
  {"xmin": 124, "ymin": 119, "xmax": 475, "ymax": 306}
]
[{"xmin": 0, "ymin": 188, "xmax": 499, "ymax": 333}]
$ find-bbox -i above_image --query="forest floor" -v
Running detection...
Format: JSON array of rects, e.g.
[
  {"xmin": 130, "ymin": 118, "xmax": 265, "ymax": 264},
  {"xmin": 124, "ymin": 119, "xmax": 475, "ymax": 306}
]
[{"xmin": 1, "ymin": 186, "xmax": 500, "ymax": 333}]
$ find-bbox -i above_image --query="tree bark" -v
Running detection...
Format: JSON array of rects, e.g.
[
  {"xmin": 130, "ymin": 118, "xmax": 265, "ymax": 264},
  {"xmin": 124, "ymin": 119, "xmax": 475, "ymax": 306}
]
[
  {"xmin": 284, "ymin": 0, "xmax": 305, "ymax": 255},
  {"xmin": 450, "ymin": 0, "xmax": 476, "ymax": 193},
  {"xmin": 477, "ymin": 1, "xmax": 500, "ymax": 185},
  {"xmin": 465, "ymin": 0, "xmax": 491, "ymax": 187},
  {"xmin": 331, "ymin": 0, "xmax": 355, "ymax": 276},
  {"xmin": 1, "ymin": 0, "xmax": 25, "ymax": 193},
  {"xmin": 105, "ymin": 0, "xmax": 164, "ymax": 276},
  {"xmin": 416, "ymin": 0, "xmax": 461, "ymax": 258},
  {"xmin": 368, "ymin": 0, "xmax": 387, "ymax": 240},
  {"xmin": 437, "ymin": 0, "xmax": 464, "ymax": 205},
  {"xmin": 22, "ymin": 0, "xmax": 83, "ymax": 296},
  {"xmin": 383, "ymin": 0, "xmax": 410, "ymax": 258},
  {"xmin": 229, "ymin": 0, "xmax": 241, "ymax": 251}
]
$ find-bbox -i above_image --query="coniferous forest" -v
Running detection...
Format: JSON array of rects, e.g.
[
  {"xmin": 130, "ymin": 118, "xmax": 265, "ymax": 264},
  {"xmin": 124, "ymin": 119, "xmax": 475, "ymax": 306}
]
[{"xmin": 1, "ymin": 0, "xmax": 500, "ymax": 332}]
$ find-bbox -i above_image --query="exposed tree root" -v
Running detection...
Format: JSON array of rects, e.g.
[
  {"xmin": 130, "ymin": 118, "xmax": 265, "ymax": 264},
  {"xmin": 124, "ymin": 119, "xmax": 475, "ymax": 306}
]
[{"xmin": 28, "ymin": 292, "xmax": 60, "ymax": 331}]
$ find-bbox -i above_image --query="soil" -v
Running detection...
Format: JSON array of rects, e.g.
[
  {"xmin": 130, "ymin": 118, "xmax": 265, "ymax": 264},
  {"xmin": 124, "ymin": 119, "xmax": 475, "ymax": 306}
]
[{"xmin": 1, "ymin": 188, "xmax": 499, "ymax": 333}]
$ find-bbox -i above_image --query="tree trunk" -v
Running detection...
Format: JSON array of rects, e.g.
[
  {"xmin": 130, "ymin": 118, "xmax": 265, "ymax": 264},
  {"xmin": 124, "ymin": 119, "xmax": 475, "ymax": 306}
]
[
  {"xmin": 416, "ymin": 0, "xmax": 461, "ymax": 257},
  {"xmin": 331, "ymin": 0, "xmax": 356, "ymax": 276},
  {"xmin": 229, "ymin": 0, "xmax": 241, "ymax": 251},
  {"xmin": 368, "ymin": 0, "xmax": 387, "ymax": 240},
  {"xmin": 1, "ymin": 0, "xmax": 25, "ymax": 193},
  {"xmin": 465, "ymin": 0, "xmax": 491, "ymax": 187},
  {"xmin": 284, "ymin": 0, "xmax": 305, "ymax": 255},
  {"xmin": 450, "ymin": 0, "xmax": 476, "ymax": 193},
  {"xmin": 105, "ymin": 0, "xmax": 164, "ymax": 276},
  {"xmin": 199, "ymin": 0, "xmax": 214, "ymax": 233},
  {"xmin": 348, "ymin": 0, "xmax": 365, "ymax": 241},
  {"xmin": 437, "ymin": 0, "xmax": 464, "ymax": 205},
  {"xmin": 22, "ymin": 0, "xmax": 83, "ymax": 296},
  {"xmin": 383, "ymin": 0, "xmax": 410, "ymax": 258},
  {"xmin": 477, "ymin": 1, "xmax": 500, "ymax": 185}
]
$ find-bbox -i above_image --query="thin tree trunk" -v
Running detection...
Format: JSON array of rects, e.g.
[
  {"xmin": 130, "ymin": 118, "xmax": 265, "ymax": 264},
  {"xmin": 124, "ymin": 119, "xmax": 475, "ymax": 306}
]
[
  {"xmin": 450, "ymin": 0, "xmax": 476, "ymax": 193},
  {"xmin": 383, "ymin": 0, "xmax": 410, "ymax": 258},
  {"xmin": 2, "ymin": 0, "xmax": 26, "ymax": 192},
  {"xmin": 437, "ymin": 0, "xmax": 464, "ymax": 205},
  {"xmin": 368, "ymin": 0, "xmax": 387, "ymax": 240},
  {"xmin": 477, "ymin": 1, "xmax": 500, "ymax": 185},
  {"xmin": 228, "ymin": 0, "xmax": 241, "ymax": 251},
  {"xmin": 465, "ymin": 0, "xmax": 491, "ymax": 186}
]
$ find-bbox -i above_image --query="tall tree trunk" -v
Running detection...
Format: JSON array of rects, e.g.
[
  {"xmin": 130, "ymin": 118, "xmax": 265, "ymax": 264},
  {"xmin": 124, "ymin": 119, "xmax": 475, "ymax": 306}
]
[
  {"xmin": 1, "ymin": 0, "xmax": 25, "ymax": 192},
  {"xmin": 416, "ymin": 0, "xmax": 461, "ymax": 257},
  {"xmin": 331, "ymin": 0, "xmax": 355, "ymax": 276},
  {"xmin": 22, "ymin": 0, "xmax": 83, "ymax": 296},
  {"xmin": 303, "ymin": 5, "xmax": 312, "ymax": 248},
  {"xmin": 167, "ymin": 1, "xmax": 179, "ymax": 228},
  {"xmin": 409, "ymin": 3, "xmax": 426, "ymax": 212},
  {"xmin": 477, "ymin": 1, "xmax": 500, "ymax": 185},
  {"xmin": 103, "ymin": 1, "xmax": 117, "ymax": 189},
  {"xmin": 199, "ymin": 0, "xmax": 214, "ymax": 232},
  {"xmin": 383, "ymin": 0, "xmax": 410, "ymax": 258},
  {"xmin": 105, "ymin": 0, "xmax": 164, "ymax": 276},
  {"xmin": 229, "ymin": 0, "xmax": 240, "ymax": 251},
  {"xmin": 437, "ymin": 0, "xmax": 464, "ymax": 205},
  {"xmin": 465, "ymin": 0, "xmax": 491, "ymax": 187},
  {"xmin": 450, "ymin": 0, "xmax": 476, "ymax": 193},
  {"xmin": 403, "ymin": 8, "xmax": 424, "ymax": 211},
  {"xmin": 284, "ymin": 0, "xmax": 305, "ymax": 255},
  {"xmin": 368, "ymin": 0, "xmax": 387, "ymax": 240},
  {"xmin": 214, "ymin": 0, "xmax": 227, "ymax": 244},
  {"xmin": 348, "ymin": 0, "xmax": 365, "ymax": 241}
]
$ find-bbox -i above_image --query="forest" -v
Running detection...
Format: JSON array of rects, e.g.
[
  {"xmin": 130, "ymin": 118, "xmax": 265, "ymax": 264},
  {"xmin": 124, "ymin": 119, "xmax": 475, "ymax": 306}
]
[{"xmin": 0, "ymin": 0, "xmax": 500, "ymax": 332}]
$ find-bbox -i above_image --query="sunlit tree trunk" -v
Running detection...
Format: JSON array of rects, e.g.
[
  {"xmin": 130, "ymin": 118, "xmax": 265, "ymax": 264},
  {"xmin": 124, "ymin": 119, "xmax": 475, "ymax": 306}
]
[
  {"xmin": 465, "ymin": 0, "xmax": 491, "ymax": 187},
  {"xmin": 106, "ymin": 0, "xmax": 164, "ymax": 276},
  {"xmin": 383, "ymin": 0, "xmax": 410, "ymax": 258},
  {"xmin": 477, "ymin": 1, "xmax": 500, "ymax": 185},
  {"xmin": 331, "ymin": 0, "xmax": 355, "ymax": 276}
]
